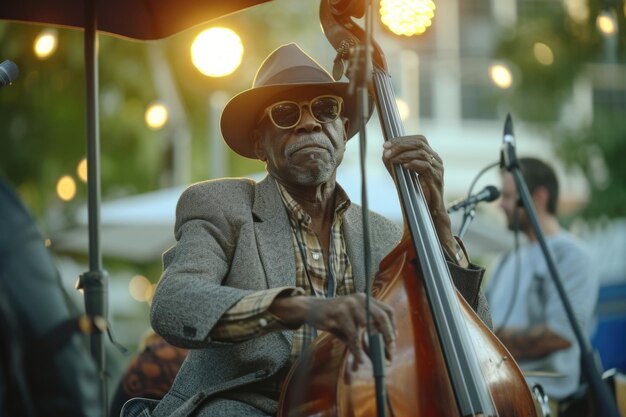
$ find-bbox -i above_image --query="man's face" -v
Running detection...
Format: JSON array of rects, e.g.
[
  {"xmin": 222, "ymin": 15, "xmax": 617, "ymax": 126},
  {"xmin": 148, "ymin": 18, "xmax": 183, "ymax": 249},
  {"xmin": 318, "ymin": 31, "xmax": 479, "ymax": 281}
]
[
  {"xmin": 253, "ymin": 87, "xmax": 349, "ymax": 187},
  {"xmin": 499, "ymin": 171, "xmax": 526, "ymax": 231}
]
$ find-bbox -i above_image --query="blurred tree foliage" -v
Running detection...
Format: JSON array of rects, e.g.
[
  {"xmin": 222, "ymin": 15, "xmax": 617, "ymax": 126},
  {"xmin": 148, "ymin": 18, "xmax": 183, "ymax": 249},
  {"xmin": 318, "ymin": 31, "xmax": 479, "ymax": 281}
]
[
  {"xmin": 492, "ymin": 0, "xmax": 626, "ymax": 220},
  {"xmin": 0, "ymin": 0, "xmax": 323, "ymax": 231},
  {"xmin": 0, "ymin": 23, "xmax": 163, "ymax": 222}
]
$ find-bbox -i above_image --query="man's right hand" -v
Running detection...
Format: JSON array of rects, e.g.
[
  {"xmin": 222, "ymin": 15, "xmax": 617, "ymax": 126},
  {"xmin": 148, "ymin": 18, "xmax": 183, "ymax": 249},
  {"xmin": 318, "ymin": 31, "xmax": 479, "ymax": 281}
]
[
  {"xmin": 269, "ymin": 293, "xmax": 396, "ymax": 371},
  {"xmin": 495, "ymin": 325, "xmax": 572, "ymax": 359}
]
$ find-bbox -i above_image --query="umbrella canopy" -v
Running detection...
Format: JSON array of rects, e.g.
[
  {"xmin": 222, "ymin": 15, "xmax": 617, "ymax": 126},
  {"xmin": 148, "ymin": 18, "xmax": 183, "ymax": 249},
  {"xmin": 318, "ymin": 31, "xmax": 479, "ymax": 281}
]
[{"xmin": 0, "ymin": 0, "xmax": 271, "ymax": 40}]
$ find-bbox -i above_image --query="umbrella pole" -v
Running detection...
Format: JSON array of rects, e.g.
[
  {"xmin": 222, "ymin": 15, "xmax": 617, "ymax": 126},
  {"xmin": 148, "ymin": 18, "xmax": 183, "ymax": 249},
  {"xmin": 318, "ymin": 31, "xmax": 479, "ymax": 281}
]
[{"xmin": 77, "ymin": 0, "xmax": 109, "ymax": 415}]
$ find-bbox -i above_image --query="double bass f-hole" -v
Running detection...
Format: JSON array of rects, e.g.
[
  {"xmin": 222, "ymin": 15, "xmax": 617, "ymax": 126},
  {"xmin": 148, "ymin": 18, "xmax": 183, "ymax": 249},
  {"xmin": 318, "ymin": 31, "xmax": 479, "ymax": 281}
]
[{"xmin": 277, "ymin": 1, "xmax": 541, "ymax": 416}]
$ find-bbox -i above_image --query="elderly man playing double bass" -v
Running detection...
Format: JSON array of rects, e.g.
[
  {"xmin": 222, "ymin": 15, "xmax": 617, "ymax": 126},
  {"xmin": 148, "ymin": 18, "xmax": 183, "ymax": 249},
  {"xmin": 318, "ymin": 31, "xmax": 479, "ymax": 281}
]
[{"xmin": 149, "ymin": 43, "xmax": 490, "ymax": 417}]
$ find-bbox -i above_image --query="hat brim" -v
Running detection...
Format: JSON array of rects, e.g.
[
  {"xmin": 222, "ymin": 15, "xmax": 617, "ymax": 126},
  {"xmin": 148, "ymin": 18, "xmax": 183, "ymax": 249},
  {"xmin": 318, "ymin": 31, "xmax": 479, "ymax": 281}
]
[{"xmin": 220, "ymin": 81, "xmax": 371, "ymax": 159}]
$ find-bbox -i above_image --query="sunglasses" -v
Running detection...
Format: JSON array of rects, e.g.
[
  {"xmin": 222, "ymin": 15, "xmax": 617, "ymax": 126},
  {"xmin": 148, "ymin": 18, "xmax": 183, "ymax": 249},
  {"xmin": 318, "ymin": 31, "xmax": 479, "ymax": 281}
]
[{"xmin": 261, "ymin": 95, "xmax": 343, "ymax": 129}]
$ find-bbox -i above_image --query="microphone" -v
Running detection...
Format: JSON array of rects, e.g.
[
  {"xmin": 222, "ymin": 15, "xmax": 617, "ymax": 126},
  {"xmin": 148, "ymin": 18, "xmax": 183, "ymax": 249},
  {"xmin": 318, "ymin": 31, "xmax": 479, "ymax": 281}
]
[
  {"xmin": 447, "ymin": 185, "xmax": 500, "ymax": 213},
  {"xmin": 0, "ymin": 60, "xmax": 19, "ymax": 88},
  {"xmin": 500, "ymin": 113, "xmax": 518, "ymax": 170}
]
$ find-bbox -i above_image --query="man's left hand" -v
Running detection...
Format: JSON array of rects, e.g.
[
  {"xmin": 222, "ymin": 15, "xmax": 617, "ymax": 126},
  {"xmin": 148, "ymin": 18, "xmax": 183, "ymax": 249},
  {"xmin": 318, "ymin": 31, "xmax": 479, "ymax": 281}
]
[{"xmin": 382, "ymin": 135, "xmax": 454, "ymax": 239}]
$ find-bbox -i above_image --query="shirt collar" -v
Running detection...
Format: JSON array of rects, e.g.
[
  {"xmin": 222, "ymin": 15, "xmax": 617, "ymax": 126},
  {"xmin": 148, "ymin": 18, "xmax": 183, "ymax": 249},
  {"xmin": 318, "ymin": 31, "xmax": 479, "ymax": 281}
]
[{"xmin": 271, "ymin": 176, "xmax": 351, "ymax": 226}]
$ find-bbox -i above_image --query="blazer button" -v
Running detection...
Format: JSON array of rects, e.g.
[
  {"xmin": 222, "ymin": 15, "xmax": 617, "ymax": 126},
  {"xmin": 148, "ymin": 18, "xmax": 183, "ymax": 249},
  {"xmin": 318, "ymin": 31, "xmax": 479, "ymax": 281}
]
[{"xmin": 254, "ymin": 369, "xmax": 269, "ymax": 378}]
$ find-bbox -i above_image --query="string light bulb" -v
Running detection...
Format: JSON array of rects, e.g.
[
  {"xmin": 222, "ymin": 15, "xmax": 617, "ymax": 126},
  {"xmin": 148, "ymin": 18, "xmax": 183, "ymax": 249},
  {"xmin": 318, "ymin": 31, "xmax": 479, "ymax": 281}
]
[
  {"xmin": 56, "ymin": 175, "xmax": 76, "ymax": 201},
  {"xmin": 191, "ymin": 27, "xmax": 243, "ymax": 77},
  {"xmin": 145, "ymin": 102, "xmax": 169, "ymax": 130},
  {"xmin": 596, "ymin": 8, "xmax": 618, "ymax": 36},
  {"xmin": 34, "ymin": 28, "xmax": 58, "ymax": 59},
  {"xmin": 380, "ymin": 0, "xmax": 436, "ymax": 37},
  {"xmin": 489, "ymin": 63, "xmax": 514, "ymax": 89}
]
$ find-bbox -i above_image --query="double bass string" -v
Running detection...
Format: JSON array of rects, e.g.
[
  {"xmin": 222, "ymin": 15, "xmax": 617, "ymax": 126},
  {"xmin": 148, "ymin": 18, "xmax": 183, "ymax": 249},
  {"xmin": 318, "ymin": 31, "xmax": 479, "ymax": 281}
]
[{"xmin": 373, "ymin": 69, "xmax": 498, "ymax": 416}]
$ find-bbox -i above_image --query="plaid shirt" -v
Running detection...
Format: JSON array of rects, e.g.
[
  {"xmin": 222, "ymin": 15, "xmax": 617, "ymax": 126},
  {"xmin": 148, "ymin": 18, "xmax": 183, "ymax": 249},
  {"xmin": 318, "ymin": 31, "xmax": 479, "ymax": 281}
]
[
  {"xmin": 210, "ymin": 178, "xmax": 354, "ymax": 396},
  {"xmin": 275, "ymin": 180, "xmax": 354, "ymax": 361}
]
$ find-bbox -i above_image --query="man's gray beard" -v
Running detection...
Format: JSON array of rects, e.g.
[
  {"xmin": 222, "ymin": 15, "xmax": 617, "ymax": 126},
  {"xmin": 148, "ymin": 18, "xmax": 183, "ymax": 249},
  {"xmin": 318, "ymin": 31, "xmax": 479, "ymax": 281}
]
[
  {"xmin": 285, "ymin": 136, "xmax": 337, "ymax": 185},
  {"xmin": 288, "ymin": 156, "xmax": 335, "ymax": 185},
  {"xmin": 507, "ymin": 211, "xmax": 524, "ymax": 232},
  {"xmin": 507, "ymin": 222, "xmax": 520, "ymax": 232}
]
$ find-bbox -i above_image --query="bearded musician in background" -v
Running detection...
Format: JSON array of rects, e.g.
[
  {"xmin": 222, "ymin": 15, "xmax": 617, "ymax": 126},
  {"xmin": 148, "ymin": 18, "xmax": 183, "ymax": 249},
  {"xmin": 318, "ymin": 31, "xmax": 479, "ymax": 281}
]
[{"xmin": 486, "ymin": 157, "xmax": 599, "ymax": 416}]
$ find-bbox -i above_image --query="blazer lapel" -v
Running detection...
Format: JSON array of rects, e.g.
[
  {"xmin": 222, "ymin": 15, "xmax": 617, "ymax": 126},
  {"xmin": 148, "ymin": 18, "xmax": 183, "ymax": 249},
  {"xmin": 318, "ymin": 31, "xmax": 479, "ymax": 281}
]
[
  {"xmin": 252, "ymin": 176, "xmax": 297, "ymax": 289},
  {"xmin": 344, "ymin": 206, "xmax": 367, "ymax": 293}
]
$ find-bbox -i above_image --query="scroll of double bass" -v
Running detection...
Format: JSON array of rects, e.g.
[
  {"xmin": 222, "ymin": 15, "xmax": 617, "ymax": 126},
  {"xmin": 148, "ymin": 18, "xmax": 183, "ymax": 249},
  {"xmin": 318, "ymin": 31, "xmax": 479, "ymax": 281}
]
[{"xmin": 278, "ymin": 1, "xmax": 540, "ymax": 416}]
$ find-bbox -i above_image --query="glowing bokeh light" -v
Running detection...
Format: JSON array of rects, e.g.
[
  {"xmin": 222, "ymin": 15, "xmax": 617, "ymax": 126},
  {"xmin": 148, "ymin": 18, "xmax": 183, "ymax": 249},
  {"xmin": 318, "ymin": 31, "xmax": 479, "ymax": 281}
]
[
  {"xmin": 145, "ymin": 102, "xmax": 169, "ymax": 130},
  {"xmin": 596, "ymin": 9, "xmax": 618, "ymax": 36},
  {"xmin": 56, "ymin": 175, "xmax": 76, "ymax": 201},
  {"xmin": 533, "ymin": 43, "xmax": 554, "ymax": 66},
  {"xmin": 34, "ymin": 29, "xmax": 58, "ymax": 59},
  {"xmin": 129, "ymin": 275, "xmax": 151, "ymax": 302},
  {"xmin": 191, "ymin": 27, "xmax": 244, "ymax": 77},
  {"xmin": 489, "ymin": 64, "xmax": 513, "ymax": 89},
  {"xmin": 77, "ymin": 158, "xmax": 88, "ymax": 183},
  {"xmin": 380, "ymin": 0, "xmax": 436, "ymax": 37},
  {"xmin": 563, "ymin": 0, "xmax": 589, "ymax": 23},
  {"xmin": 145, "ymin": 284, "xmax": 157, "ymax": 305}
]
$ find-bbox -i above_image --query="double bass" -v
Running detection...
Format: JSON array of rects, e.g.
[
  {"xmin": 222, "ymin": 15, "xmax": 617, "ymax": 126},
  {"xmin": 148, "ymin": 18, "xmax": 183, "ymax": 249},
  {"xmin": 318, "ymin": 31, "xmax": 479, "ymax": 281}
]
[{"xmin": 278, "ymin": 1, "xmax": 542, "ymax": 416}]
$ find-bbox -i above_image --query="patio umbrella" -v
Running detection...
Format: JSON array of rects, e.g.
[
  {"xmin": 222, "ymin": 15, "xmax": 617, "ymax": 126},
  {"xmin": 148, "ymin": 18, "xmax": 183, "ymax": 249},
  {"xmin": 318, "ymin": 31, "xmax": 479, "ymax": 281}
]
[
  {"xmin": 0, "ymin": 1, "xmax": 272, "ymax": 414},
  {"xmin": 1, "ymin": 0, "xmax": 271, "ymax": 40}
]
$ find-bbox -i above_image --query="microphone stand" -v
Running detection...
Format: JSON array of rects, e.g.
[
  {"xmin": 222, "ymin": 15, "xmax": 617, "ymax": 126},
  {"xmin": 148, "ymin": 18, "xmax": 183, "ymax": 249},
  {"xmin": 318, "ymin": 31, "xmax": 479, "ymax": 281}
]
[
  {"xmin": 73, "ymin": 4, "xmax": 109, "ymax": 416},
  {"xmin": 342, "ymin": 1, "xmax": 388, "ymax": 415},
  {"xmin": 361, "ymin": 20, "xmax": 388, "ymax": 417},
  {"xmin": 457, "ymin": 204, "xmax": 477, "ymax": 240},
  {"xmin": 501, "ymin": 114, "xmax": 620, "ymax": 417}
]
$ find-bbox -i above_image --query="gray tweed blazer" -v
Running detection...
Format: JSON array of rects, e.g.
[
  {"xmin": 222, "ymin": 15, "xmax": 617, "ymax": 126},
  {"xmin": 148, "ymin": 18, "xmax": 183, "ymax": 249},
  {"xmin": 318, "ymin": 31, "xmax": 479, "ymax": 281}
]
[{"xmin": 150, "ymin": 176, "xmax": 488, "ymax": 417}]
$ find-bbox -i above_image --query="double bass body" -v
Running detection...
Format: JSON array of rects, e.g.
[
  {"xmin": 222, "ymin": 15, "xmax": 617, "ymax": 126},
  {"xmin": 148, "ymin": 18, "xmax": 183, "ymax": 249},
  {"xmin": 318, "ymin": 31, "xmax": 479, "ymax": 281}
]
[{"xmin": 278, "ymin": 238, "xmax": 538, "ymax": 417}]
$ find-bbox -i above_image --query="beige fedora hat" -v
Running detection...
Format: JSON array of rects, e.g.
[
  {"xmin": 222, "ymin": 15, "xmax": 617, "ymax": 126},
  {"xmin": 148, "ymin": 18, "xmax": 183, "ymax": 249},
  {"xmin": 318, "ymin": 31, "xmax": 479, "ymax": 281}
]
[{"xmin": 220, "ymin": 43, "xmax": 369, "ymax": 159}]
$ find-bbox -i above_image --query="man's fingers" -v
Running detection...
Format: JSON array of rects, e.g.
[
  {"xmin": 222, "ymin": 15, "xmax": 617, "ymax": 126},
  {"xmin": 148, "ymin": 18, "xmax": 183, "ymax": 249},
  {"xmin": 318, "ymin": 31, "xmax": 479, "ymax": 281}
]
[
  {"xmin": 307, "ymin": 295, "xmax": 397, "ymax": 368},
  {"xmin": 357, "ymin": 300, "xmax": 396, "ymax": 364},
  {"xmin": 372, "ymin": 300, "xmax": 396, "ymax": 336},
  {"xmin": 349, "ymin": 333, "xmax": 365, "ymax": 372}
]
